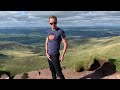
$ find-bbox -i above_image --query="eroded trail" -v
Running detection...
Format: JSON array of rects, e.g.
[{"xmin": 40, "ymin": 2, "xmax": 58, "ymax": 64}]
[{"xmin": 13, "ymin": 68, "xmax": 120, "ymax": 79}]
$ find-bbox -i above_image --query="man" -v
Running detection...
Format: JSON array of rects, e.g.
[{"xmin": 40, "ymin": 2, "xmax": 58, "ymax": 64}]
[{"xmin": 45, "ymin": 16, "xmax": 68, "ymax": 79}]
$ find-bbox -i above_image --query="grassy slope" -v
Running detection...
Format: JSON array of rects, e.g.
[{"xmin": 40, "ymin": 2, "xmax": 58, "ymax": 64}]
[
  {"xmin": 0, "ymin": 50, "xmax": 48, "ymax": 76},
  {"xmin": 0, "ymin": 42, "xmax": 48, "ymax": 76},
  {"xmin": 1, "ymin": 36, "xmax": 120, "ymax": 76},
  {"xmin": 62, "ymin": 36, "xmax": 120, "ymax": 71}
]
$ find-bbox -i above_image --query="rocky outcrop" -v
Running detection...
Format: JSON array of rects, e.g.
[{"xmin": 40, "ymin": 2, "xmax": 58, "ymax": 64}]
[{"xmin": 0, "ymin": 74, "xmax": 9, "ymax": 79}]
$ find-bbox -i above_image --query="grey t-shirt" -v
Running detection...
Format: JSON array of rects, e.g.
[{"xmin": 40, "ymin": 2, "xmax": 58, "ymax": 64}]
[{"xmin": 47, "ymin": 27, "xmax": 66, "ymax": 55}]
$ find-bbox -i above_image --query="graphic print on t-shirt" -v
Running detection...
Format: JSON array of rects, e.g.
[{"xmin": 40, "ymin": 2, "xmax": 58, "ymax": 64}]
[{"xmin": 48, "ymin": 34, "xmax": 55, "ymax": 41}]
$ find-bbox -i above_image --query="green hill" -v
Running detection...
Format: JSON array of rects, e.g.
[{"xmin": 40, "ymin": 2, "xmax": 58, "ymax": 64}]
[
  {"xmin": 0, "ymin": 42, "xmax": 33, "ymax": 50},
  {"xmin": 62, "ymin": 36, "xmax": 120, "ymax": 71},
  {"xmin": 1, "ymin": 36, "xmax": 120, "ymax": 77},
  {"xmin": 0, "ymin": 53, "xmax": 8, "ymax": 58},
  {"xmin": 0, "ymin": 42, "xmax": 47, "ymax": 77}
]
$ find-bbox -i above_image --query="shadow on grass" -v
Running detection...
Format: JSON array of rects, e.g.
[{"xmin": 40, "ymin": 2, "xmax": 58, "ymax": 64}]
[{"xmin": 80, "ymin": 59, "xmax": 116, "ymax": 79}]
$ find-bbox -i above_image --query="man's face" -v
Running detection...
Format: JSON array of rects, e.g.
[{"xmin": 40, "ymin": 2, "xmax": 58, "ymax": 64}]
[{"xmin": 49, "ymin": 18, "xmax": 57, "ymax": 30}]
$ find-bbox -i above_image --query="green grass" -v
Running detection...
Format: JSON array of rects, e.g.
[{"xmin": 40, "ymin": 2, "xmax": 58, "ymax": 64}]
[
  {"xmin": 1, "ymin": 36, "xmax": 120, "ymax": 77},
  {"xmin": 61, "ymin": 36, "xmax": 120, "ymax": 72},
  {"xmin": 0, "ymin": 44, "xmax": 48, "ymax": 77},
  {"xmin": 0, "ymin": 54, "xmax": 48, "ymax": 77},
  {"xmin": 21, "ymin": 72, "xmax": 29, "ymax": 79}
]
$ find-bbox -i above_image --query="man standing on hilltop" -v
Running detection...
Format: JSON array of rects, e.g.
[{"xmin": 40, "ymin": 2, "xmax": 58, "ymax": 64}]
[{"xmin": 45, "ymin": 16, "xmax": 68, "ymax": 79}]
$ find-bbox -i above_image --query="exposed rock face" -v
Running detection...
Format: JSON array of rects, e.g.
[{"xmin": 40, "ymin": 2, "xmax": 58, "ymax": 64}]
[
  {"xmin": 0, "ymin": 74, "xmax": 9, "ymax": 79},
  {"xmin": 0, "ymin": 71, "xmax": 10, "ymax": 79}
]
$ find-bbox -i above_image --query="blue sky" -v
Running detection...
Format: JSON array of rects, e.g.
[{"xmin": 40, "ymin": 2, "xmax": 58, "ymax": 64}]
[{"xmin": 0, "ymin": 11, "xmax": 120, "ymax": 27}]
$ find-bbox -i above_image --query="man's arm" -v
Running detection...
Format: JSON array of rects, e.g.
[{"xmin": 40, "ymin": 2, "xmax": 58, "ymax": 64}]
[
  {"xmin": 61, "ymin": 37, "xmax": 68, "ymax": 61},
  {"xmin": 45, "ymin": 37, "xmax": 51, "ymax": 60},
  {"xmin": 45, "ymin": 37, "xmax": 48, "ymax": 54}
]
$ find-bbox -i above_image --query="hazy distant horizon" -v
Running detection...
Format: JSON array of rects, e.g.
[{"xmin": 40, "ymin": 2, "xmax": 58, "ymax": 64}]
[{"xmin": 0, "ymin": 25, "xmax": 120, "ymax": 28}]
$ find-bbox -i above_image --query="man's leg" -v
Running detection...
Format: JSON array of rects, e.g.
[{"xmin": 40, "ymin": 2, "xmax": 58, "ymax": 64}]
[
  {"xmin": 51, "ymin": 54, "xmax": 65, "ymax": 79},
  {"xmin": 48, "ymin": 60, "xmax": 56, "ymax": 79}
]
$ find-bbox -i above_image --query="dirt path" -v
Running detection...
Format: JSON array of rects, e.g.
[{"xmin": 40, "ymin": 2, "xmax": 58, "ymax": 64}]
[
  {"xmin": 13, "ymin": 68, "xmax": 120, "ymax": 79},
  {"xmin": 13, "ymin": 59, "xmax": 120, "ymax": 79}
]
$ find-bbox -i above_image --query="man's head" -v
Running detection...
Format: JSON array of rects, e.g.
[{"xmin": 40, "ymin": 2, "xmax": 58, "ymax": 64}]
[{"xmin": 49, "ymin": 16, "xmax": 57, "ymax": 30}]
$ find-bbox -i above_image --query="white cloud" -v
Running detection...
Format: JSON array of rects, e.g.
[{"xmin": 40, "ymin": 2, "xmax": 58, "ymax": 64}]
[{"xmin": 0, "ymin": 11, "xmax": 120, "ymax": 27}]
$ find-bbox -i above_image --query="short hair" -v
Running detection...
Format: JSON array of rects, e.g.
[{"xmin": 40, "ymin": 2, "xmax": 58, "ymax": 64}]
[{"xmin": 49, "ymin": 16, "xmax": 57, "ymax": 21}]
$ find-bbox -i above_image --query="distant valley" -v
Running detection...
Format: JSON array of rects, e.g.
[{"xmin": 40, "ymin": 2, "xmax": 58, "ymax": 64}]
[{"xmin": 1, "ymin": 26, "xmax": 120, "ymax": 77}]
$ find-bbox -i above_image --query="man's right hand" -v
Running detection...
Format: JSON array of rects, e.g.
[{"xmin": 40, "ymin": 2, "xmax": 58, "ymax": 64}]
[{"xmin": 46, "ymin": 53, "xmax": 51, "ymax": 61}]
